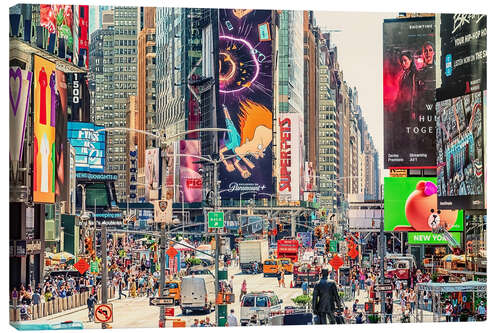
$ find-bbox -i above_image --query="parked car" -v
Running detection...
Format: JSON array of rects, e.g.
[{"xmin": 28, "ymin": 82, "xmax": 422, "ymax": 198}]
[{"xmin": 240, "ymin": 291, "xmax": 282, "ymax": 325}]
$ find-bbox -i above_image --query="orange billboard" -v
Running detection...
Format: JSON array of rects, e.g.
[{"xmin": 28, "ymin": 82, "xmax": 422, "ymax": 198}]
[{"xmin": 33, "ymin": 55, "xmax": 56, "ymax": 203}]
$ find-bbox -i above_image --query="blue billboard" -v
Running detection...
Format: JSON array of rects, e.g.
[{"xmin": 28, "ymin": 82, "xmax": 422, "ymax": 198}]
[{"xmin": 67, "ymin": 122, "xmax": 106, "ymax": 172}]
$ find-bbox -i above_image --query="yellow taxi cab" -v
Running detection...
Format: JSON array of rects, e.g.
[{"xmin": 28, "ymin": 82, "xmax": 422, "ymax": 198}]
[
  {"xmin": 263, "ymin": 259, "xmax": 279, "ymax": 277},
  {"xmin": 278, "ymin": 258, "xmax": 293, "ymax": 275},
  {"xmin": 164, "ymin": 280, "xmax": 181, "ymax": 305}
]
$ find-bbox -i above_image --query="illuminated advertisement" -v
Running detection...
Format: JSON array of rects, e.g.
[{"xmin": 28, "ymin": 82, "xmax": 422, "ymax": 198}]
[
  {"xmin": 436, "ymin": 14, "xmax": 486, "ymax": 210},
  {"xmin": 67, "ymin": 122, "xmax": 105, "ymax": 173},
  {"xmin": 179, "ymin": 140, "xmax": 203, "ymax": 203},
  {"xmin": 384, "ymin": 177, "xmax": 463, "ymax": 233},
  {"xmin": 162, "ymin": 142, "xmax": 179, "ymax": 202},
  {"xmin": 304, "ymin": 161, "xmax": 317, "ymax": 202},
  {"xmin": 436, "ymin": 93, "xmax": 485, "ymax": 209},
  {"xmin": 383, "ymin": 17, "xmax": 436, "ymax": 168},
  {"xmin": 40, "ymin": 5, "xmax": 74, "ymax": 60},
  {"xmin": 9, "ymin": 67, "xmax": 32, "ymax": 167},
  {"xmin": 145, "ymin": 148, "xmax": 160, "ymax": 202},
  {"xmin": 217, "ymin": 9, "xmax": 274, "ymax": 199},
  {"xmin": 66, "ymin": 73, "xmax": 90, "ymax": 122},
  {"xmin": 279, "ymin": 113, "xmax": 303, "ymax": 202},
  {"xmin": 55, "ymin": 70, "xmax": 68, "ymax": 200},
  {"xmin": 75, "ymin": 5, "xmax": 89, "ymax": 69},
  {"xmin": 33, "ymin": 55, "xmax": 56, "ymax": 203}
]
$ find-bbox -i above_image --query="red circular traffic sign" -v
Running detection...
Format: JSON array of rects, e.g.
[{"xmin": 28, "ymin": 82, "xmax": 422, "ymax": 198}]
[{"xmin": 95, "ymin": 304, "xmax": 113, "ymax": 323}]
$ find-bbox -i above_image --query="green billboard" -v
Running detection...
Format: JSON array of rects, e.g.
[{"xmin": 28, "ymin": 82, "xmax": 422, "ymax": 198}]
[
  {"xmin": 408, "ymin": 232, "xmax": 462, "ymax": 245},
  {"xmin": 384, "ymin": 177, "xmax": 463, "ymax": 232}
]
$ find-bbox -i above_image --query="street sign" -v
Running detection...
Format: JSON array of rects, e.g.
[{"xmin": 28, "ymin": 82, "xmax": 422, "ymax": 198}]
[
  {"xmin": 166, "ymin": 247, "xmax": 178, "ymax": 258},
  {"xmin": 94, "ymin": 304, "xmax": 113, "ymax": 323},
  {"xmin": 90, "ymin": 260, "xmax": 99, "ymax": 274},
  {"xmin": 164, "ymin": 308, "xmax": 175, "ymax": 317},
  {"xmin": 149, "ymin": 297, "xmax": 175, "ymax": 306},
  {"xmin": 74, "ymin": 258, "xmax": 90, "ymax": 274},
  {"xmin": 374, "ymin": 284, "xmax": 393, "ymax": 292},
  {"xmin": 329, "ymin": 254, "xmax": 344, "ymax": 271},
  {"xmin": 208, "ymin": 211, "xmax": 224, "ymax": 228}
]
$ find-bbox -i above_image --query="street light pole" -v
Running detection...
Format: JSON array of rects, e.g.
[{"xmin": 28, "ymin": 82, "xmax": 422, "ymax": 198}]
[
  {"xmin": 101, "ymin": 222, "xmax": 108, "ymax": 329},
  {"xmin": 379, "ymin": 204, "xmax": 386, "ymax": 316},
  {"xmin": 212, "ymin": 161, "xmax": 221, "ymax": 326},
  {"xmin": 159, "ymin": 222, "xmax": 166, "ymax": 327}
]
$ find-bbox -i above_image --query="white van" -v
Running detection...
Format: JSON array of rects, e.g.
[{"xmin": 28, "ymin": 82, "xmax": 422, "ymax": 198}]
[
  {"xmin": 180, "ymin": 276, "xmax": 215, "ymax": 315},
  {"xmin": 240, "ymin": 291, "xmax": 282, "ymax": 325}
]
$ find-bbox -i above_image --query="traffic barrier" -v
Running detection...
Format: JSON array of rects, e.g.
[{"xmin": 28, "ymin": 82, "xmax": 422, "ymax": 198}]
[
  {"xmin": 42, "ymin": 302, "xmax": 47, "ymax": 317},
  {"xmin": 31, "ymin": 305, "xmax": 37, "ymax": 320},
  {"xmin": 9, "ymin": 307, "xmax": 15, "ymax": 321}
]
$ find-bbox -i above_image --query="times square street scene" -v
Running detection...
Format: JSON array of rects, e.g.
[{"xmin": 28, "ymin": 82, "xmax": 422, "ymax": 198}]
[{"xmin": 8, "ymin": 2, "xmax": 487, "ymax": 329}]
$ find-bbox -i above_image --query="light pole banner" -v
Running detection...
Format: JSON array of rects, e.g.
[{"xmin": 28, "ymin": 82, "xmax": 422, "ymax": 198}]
[
  {"xmin": 145, "ymin": 148, "xmax": 160, "ymax": 201},
  {"xmin": 9, "ymin": 67, "xmax": 32, "ymax": 168},
  {"xmin": 153, "ymin": 199, "xmax": 173, "ymax": 224},
  {"xmin": 179, "ymin": 140, "xmax": 202, "ymax": 203},
  {"xmin": 217, "ymin": 9, "xmax": 274, "ymax": 199},
  {"xmin": 279, "ymin": 113, "xmax": 303, "ymax": 202},
  {"xmin": 33, "ymin": 55, "xmax": 56, "ymax": 203}
]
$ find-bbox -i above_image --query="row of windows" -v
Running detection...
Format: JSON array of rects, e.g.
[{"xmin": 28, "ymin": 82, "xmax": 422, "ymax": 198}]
[
  {"xmin": 114, "ymin": 74, "xmax": 137, "ymax": 81},
  {"xmin": 114, "ymin": 83, "xmax": 136, "ymax": 90},
  {"xmin": 115, "ymin": 57, "xmax": 136, "ymax": 64},
  {"xmin": 115, "ymin": 48, "xmax": 136, "ymax": 55},
  {"xmin": 114, "ymin": 28, "xmax": 137, "ymax": 35}
]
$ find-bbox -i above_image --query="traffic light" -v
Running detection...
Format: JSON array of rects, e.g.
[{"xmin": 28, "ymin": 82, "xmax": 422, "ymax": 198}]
[
  {"xmin": 324, "ymin": 224, "xmax": 329, "ymax": 235},
  {"xmin": 278, "ymin": 224, "xmax": 283, "ymax": 232},
  {"xmin": 326, "ymin": 238, "xmax": 331, "ymax": 251},
  {"xmin": 84, "ymin": 237, "xmax": 93, "ymax": 255}
]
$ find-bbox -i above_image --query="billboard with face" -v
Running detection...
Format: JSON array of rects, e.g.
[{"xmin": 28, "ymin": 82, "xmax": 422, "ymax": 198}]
[
  {"xmin": 145, "ymin": 148, "xmax": 160, "ymax": 202},
  {"xmin": 384, "ymin": 177, "xmax": 463, "ymax": 233},
  {"xmin": 383, "ymin": 17, "xmax": 436, "ymax": 168},
  {"xmin": 33, "ymin": 55, "xmax": 56, "ymax": 203},
  {"xmin": 67, "ymin": 122, "xmax": 106, "ymax": 173},
  {"xmin": 179, "ymin": 140, "xmax": 203, "ymax": 203},
  {"xmin": 217, "ymin": 9, "xmax": 274, "ymax": 199}
]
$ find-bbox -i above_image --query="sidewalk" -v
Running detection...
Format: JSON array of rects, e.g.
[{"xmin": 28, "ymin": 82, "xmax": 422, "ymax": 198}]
[{"xmin": 342, "ymin": 289, "xmax": 436, "ymax": 323}]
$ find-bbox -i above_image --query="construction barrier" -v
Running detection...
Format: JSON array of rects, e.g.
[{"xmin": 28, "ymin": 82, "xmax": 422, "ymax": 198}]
[{"xmin": 9, "ymin": 287, "xmax": 116, "ymax": 323}]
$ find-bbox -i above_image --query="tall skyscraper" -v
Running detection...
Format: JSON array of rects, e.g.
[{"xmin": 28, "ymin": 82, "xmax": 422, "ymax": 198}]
[{"xmin": 89, "ymin": 6, "xmax": 138, "ymax": 201}]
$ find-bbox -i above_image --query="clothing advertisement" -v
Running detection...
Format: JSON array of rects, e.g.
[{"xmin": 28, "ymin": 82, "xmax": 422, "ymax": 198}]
[
  {"xmin": 9, "ymin": 67, "xmax": 32, "ymax": 173},
  {"xmin": 145, "ymin": 148, "xmax": 160, "ymax": 202},
  {"xmin": 179, "ymin": 140, "xmax": 202, "ymax": 203},
  {"xmin": 33, "ymin": 55, "xmax": 56, "ymax": 203},
  {"xmin": 217, "ymin": 9, "xmax": 274, "ymax": 199},
  {"xmin": 383, "ymin": 17, "xmax": 436, "ymax": 168}
]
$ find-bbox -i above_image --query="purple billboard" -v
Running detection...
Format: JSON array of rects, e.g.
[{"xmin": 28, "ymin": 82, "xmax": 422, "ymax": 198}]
[{"xmin": 217, "ymin": 9, "xmax": 274, "ymax": 199}]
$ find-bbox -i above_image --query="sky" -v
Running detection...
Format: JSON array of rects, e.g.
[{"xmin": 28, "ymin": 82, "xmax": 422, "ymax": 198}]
[{"xmin": 314, "ymin": 11, "xmax": 397, "ymax": 173}]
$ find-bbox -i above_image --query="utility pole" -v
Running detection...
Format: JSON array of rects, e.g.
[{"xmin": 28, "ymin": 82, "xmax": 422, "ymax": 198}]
[
  {"xmin": 159, "ymin": 221, "xmax": 166, "ymax": 327},
  {"xmin": 213, "ymin": 161, "xmax": 221, "ymax": 326},
  {"xmin": 101, "ymin": 222, "xmax": 108, "ymax": 329},
  {"xmin": 379, "ymin": 205, "xmax": 386, "ymax": 316}
]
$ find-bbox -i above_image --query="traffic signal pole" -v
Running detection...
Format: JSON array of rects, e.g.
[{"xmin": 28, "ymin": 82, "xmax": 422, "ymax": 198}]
[
  {"xmin": 101, "ymin": 222, "xmax": 108, "ymax": 329},
  {"xmin": 379, "ymin": 210, "xmax": 386, "ymax": 316},
  {"xmin": 213, "ymin": 162, "xmax": 221, "ymax": 326},
  {"xmin": 159, "ymin": 223, "xmax": 166, "ymax": 327}
]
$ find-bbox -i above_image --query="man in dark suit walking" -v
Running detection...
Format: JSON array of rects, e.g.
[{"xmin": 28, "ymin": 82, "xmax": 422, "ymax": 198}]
[{"xmin": 312, "ymin": 269, "xmax": 343, "ymax": 324}]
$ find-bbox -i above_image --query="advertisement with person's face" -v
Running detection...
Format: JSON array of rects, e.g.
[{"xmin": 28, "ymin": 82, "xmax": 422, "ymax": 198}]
[
  {"xmin": 383, "ymin": 17, "xmax": 436, "ymax": 168},
  {"xmin": 33, "ymin": 55, "xmax": 56, "ymax": 203},
  {"xmin": 217, "ymin": 9, "xmax": 274, "ymax": 199},
  {"xmin": 55, "ymin": 70, "xmax": 68, "ymax": 200}
]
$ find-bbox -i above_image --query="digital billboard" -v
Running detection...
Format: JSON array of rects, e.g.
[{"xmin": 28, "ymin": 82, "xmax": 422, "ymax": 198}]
[
  {"xmin": 435, "ymin": 14, "xmax": 486, "ymax": 210},
  {"xmin": 279, "ymin": 113, "xmax": 304, "ymax": 202},
  {"xmin": 384, "ymin": 177, "xmax": 463, "ymax": 233},
  {"xmin": 383, "ymin": 17, "xmax": 436, "ymax": 168},
  {"xmin": 67, "ymin": 122, "xmax": 106, "ymax": 173},
  {"xmin": 145, "ymin": 148, "xmax": 160, "ymax": 202},
  {"xmin": 67, "ymin": 73, "xmax": 90, "ymax": 122},
  {"xmin": 40, "ymin": 5, "xmax": 74, "ymax": 60},
  {"xmin": 33, "ymin": 55, "xmax": 56, "ymax": 203},
  {"xmin": 217, "ymin": 9, "xmax": 274, "ymax": 199},
  {"xmin": 9, "ymin": 67, "xmax": 32, "ymax": 169},
  {"xmin": 179, "ymin": 140, "xmax": 202, "ymax": 203}
]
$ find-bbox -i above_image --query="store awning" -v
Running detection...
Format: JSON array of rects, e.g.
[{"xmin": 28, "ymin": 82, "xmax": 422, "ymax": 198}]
[{"xmin": 416, "ymin": 281, "xmax": 487, "ymax": 293}]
